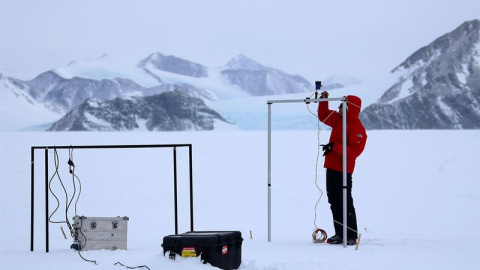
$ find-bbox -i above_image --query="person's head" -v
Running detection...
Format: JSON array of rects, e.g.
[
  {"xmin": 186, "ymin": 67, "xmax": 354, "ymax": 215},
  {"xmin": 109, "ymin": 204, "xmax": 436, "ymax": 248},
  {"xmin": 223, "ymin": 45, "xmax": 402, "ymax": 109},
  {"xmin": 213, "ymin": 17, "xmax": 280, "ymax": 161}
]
[{"xmin": 338, "ymin": 95, "xmax": 362, "ymax": 119}]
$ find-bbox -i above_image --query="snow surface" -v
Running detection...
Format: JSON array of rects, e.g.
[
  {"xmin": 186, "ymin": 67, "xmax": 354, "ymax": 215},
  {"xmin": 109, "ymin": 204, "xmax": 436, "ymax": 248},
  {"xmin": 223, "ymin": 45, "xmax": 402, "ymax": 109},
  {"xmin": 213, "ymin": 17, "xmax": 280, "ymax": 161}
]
[{"xmin": 1, "ymin": 130, "xmax": 479, "ymax": 270}]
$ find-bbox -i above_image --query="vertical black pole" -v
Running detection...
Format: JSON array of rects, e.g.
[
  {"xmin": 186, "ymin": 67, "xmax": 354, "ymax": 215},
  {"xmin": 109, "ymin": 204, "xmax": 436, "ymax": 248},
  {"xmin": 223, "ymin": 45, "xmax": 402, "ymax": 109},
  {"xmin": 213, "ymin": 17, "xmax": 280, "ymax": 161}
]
[
  {"xmin": 45, "ymin": 149, "xmax": 49, "ymax": 253},
  {"xmin": 189, "ymin": 145, "xmax": 194, "ymax": 231},
  {"xmin": 173, "ymin": 147, "xmax": 178, "ymax": 235},
  {"xmin": 31, "ymin": 148, "xmax": 34, "ymax": 251}
]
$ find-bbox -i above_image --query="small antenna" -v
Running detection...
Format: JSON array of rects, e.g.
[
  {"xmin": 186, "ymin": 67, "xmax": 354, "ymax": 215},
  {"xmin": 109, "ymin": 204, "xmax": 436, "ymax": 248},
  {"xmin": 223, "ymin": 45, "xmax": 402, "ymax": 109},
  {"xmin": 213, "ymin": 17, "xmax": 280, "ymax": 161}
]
[{"xmin": 314, "ymin": 81, "xmax": 322, "ymax": 103}]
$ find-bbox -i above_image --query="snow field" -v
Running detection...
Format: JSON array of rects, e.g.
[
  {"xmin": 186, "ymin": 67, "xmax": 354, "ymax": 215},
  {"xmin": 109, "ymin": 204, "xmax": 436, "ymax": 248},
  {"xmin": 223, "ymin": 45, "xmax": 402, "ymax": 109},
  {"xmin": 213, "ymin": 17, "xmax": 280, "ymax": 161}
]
[{"xmin": 0, "ymin": 130, "xmax": 479, "ymax": 270}]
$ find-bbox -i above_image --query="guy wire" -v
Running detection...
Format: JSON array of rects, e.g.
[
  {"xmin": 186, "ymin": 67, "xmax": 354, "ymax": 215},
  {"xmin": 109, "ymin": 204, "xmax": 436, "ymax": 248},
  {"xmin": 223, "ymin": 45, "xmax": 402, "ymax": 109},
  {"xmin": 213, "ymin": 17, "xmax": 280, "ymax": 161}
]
[{"xmin": 347, "ymin": 100, "xmax": 405, "ymax": 129}]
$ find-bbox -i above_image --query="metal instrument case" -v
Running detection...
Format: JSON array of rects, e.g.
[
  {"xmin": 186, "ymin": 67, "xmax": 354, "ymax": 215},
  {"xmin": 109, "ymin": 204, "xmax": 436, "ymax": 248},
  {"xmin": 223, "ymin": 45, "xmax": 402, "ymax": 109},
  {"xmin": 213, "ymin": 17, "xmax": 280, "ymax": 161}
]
[{"xmin": 72, "ymin": 215, "xmax": 129, "ymax": 251}]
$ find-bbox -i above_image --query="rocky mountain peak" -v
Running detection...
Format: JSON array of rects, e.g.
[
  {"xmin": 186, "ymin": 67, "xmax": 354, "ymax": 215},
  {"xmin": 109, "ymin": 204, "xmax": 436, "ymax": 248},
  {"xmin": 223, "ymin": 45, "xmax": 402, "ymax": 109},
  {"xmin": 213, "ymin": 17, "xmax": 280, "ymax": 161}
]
[
  {"xmin": 137, "ymin": 52, "xmax": 209, "ymax": 78},
  {"xmin": 224, "ymin": 54, "xmax": 266, "ymax": 71},
  {"xmin": 360, "ymin": 19, "xmax": 480, "ymax": 129},
  {"xmin": 393, "ymin": 19, "xmax": 479, "ymax": 74},
  {"xmin": 219, "ymin": 54, "xmax": 312, "ymax": 96}
]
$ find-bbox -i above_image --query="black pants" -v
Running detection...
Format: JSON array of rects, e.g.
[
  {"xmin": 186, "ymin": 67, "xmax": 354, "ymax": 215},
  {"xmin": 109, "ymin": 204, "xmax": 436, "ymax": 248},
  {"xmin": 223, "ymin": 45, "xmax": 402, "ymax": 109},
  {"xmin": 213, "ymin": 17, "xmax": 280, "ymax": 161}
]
[{"xmin": 326, "ymin": 169, "xmax": 358, "ymax": 239}]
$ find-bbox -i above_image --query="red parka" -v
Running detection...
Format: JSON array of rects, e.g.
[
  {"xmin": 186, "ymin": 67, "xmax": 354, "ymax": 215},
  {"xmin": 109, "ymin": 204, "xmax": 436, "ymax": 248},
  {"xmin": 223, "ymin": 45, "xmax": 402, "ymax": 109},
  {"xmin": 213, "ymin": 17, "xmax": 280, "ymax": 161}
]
[{"xmin": 317, "ymin": 95, "xmax": 367, "ymax": 173}]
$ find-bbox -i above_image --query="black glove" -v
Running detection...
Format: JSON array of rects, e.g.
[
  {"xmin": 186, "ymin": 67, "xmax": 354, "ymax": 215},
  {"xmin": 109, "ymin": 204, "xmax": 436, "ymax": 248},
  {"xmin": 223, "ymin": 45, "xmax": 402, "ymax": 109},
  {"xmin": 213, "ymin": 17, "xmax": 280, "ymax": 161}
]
[{"xmin": 320, "ymin": 142, "xmax": 334, "ymax": 156}]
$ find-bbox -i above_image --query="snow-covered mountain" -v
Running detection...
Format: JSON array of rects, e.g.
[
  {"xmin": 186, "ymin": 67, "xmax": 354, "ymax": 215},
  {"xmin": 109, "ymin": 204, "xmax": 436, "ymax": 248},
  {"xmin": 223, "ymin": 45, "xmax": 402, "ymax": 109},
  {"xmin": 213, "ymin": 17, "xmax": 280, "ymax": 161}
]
[
  {"xmin": 136, "ymin": 53, "xmax": 251, "ymax": 100},
  {"xmin": 219, "ymin": 54, "xmax": 312, "ymax": 96},
  {"xmin": 47, "ymin": 90, "xmax": 232, "ymax": 131},
  {"xmin": 1, "ymin": 52, "xmax": 313, "ymax": 131},
  {"xmin": 360, "ymin": 19, "xmax": 480, "ymax": 129},
  {"xmin": 28, "ymin": 52, "xmax": 312, "ymax": 113},
  {"xmin": 0, "ymin": 73, "xmax": 62, "ymax": 130},
  {"xmin": 26, "ymin": 71, "xmax": 146, "ymax": 113},
  {"xmin": 138, "ymin": 52, "xmax": 209, "ymax": 78}
]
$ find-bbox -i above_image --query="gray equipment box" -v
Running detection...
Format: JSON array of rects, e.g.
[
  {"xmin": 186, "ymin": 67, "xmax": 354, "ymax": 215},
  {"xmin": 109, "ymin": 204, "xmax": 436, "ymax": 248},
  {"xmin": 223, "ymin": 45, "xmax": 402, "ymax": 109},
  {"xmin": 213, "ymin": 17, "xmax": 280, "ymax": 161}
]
[{"xmin": 72, "ymin": 215, "xmax": 129, "ymax": 251}]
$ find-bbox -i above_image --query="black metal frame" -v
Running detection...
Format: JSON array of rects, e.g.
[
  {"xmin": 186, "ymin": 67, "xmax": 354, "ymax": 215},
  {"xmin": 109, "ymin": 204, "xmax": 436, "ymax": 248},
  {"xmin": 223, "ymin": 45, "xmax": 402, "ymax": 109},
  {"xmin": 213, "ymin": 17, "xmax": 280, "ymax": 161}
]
[{"xmin": 30, "ymin": 144, "xmax": 194, "ymax": 252}]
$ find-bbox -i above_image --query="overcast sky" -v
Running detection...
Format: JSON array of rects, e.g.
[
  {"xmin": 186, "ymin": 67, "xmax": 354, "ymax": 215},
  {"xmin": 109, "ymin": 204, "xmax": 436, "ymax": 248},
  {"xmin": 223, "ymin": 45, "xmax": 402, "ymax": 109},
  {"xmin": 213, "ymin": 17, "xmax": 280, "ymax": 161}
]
[{"xmin": 1, "ymin": 0, "xmax": 479, "ymax": 82}]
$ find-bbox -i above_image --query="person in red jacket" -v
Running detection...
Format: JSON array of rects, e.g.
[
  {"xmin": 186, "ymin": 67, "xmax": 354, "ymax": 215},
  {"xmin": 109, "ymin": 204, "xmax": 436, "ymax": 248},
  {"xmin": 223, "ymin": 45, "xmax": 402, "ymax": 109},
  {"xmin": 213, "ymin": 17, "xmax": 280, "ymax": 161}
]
[{"xmin": 317, "ymin": 91, "xmax": 367, "ymax": 245}]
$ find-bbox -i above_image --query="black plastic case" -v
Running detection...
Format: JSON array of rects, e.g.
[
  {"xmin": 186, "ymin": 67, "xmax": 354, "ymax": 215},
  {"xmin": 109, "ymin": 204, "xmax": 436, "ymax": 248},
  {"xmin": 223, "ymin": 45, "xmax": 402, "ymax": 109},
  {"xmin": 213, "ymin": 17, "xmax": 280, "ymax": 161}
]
[{"xmin": 162, "ymin": 231, "xmax": 243, "ymax": 270}]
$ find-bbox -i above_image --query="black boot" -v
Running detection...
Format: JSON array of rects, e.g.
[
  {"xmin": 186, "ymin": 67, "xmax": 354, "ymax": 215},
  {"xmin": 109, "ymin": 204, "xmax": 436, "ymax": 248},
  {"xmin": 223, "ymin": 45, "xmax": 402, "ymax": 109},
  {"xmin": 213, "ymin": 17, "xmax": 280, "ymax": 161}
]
[
  {"xmin": 326, "ymin": 235, "xmax": 357, "ymax": 245},
  {"xmin": 326, "ymin": 235, "xmax": 342, "ymax": 244}
]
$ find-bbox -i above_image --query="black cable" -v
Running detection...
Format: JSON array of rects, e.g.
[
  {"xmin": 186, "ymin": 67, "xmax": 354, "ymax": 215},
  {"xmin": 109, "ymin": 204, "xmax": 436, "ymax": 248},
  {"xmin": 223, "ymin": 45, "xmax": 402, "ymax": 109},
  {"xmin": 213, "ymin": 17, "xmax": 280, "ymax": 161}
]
[
  {"xmin": 78, "ymin": 218, "xmax": 88, "ymax": 250},
  {"xmin": 49, "ymin": 148, "xmax": 148, "ymax": 269},
  {"xmin": 77, "ymin": 249, "xmax": 97, "ymax": 265},
  {"xmin": 47, "ymin": 149, "xmax": 61, "ymax": 223},
  {"xmin": 48, "ymin": 149, "xmax": 69, "ymax": 230},
  {"xmin": 66, "ymin": 148, "xmax": 77, "ymax": 224},
  {"xmin": 73, "ymin": 173, "xmax": 82, "ymax": 216},
  {"xmin": 64, "ymin": 148, "xmax": 83, "ymax": 237},
  {"xmin": 68, "ymin": 148, "xmax": 82, "ymax": 217},
  {"xmin": 76, "ymin": 219, "xmax": 150, "ymax": 269},
  {"xmin": 114, "ymin": 262, "xmax": 151, "ymax": 270},
  {"xmin": 48, "ymin": 148, "xmax": 82, "ymax": 237},
  {"xmin": 63, "ymin": 151, "xmax": 75, "ymax": 237},
  {"xmin": 74, "ymin": 217, "xmax": 97, "ymax": 265}
]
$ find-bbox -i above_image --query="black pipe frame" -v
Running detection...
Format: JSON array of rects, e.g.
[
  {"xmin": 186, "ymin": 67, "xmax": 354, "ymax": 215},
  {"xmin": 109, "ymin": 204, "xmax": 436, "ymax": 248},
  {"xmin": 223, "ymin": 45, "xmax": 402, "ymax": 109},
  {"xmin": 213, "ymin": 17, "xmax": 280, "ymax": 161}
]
[{"xmin": 30, "ymin": 143, "xmax": 194, "ymax": 252}]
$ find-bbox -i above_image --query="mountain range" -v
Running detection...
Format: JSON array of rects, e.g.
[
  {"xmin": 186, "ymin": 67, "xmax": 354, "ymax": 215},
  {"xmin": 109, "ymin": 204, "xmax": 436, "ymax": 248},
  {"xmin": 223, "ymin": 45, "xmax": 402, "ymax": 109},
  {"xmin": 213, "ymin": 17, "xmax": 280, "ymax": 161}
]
[
  {"xmin": 3, "ymin": 51, "xmax": 329, "ymax": 130},
  {"xmin": 360, "ymin": 19, "xmax": 480, "ymax": 129},
  {"xmin": 1, "ymin": 19, "xmax": 478, "ymax": 131},
  {"xmin": 47, "ymin": 90, "xmax": 230, "ymax": 131},
  {"xmin": 1, "ymin": 52, "xmax": 349, "ymax": 131}
]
